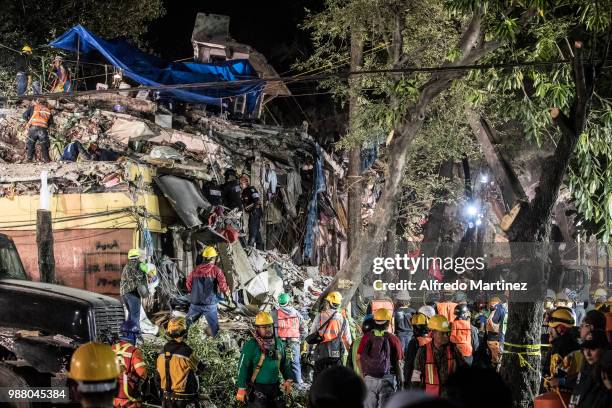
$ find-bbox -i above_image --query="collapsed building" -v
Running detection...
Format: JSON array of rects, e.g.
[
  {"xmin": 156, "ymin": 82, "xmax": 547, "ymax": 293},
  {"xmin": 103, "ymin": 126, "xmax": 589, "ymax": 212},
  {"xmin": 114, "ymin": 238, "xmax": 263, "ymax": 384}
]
[{"xmin": 0, "ymin": 15, "xmax": 348, "ymax": 311}]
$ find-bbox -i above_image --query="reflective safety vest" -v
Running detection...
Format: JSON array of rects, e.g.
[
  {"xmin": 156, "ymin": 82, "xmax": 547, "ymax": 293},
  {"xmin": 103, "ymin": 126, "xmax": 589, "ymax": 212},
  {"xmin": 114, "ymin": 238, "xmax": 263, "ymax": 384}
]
[
  {"xmin": 437, "ymin": 302, "xmax": 458, "ymax": 323},
  {"xmin": 372, "ymin": 299, "xmax": 395, "ymax": 333},
  {"xmin": 486, "ymin": 309, "xmax": 500, "ymax": 333},
  {"xmin": 277, "ymin": 308, "xmax": 300, "ymax": 339},
  {"xmin": 112, "ymin": 341, "xmax": 147, "ymax": 405},
  {"xmin": 417, "ymin": 335, "xmax": 432, "ymax": 346},
  {"xmin": 424, "ymin": 342, "xmax": 456, "ymax": 396},
  {"xmin": 28, "ymin": 103, "xmax": 51, "ymax": 128},
  {"xmin": 450, "ymin": 319, "xmax": 472, "ymax": 357},
  {"xmin": 318, "ymin": 310, "xmax": 345, "ymax": 342}
]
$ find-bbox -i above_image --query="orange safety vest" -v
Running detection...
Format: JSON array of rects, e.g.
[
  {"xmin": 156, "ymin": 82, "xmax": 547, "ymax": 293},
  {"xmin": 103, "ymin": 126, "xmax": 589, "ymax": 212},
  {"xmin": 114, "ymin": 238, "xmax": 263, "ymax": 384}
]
[
  {"xmin": 112, "ymin": 341, "xmax": 147, "ymax": 407},
  {"xmin": 28, "ymin": 103, "xmax": 51, "ymax": 129},
  {"xmin": 277, "ymin": 308, "xmax": 300, "ymax": 339},
  {"xmin": 417, "ymin": 335, "xmax": 432, "ymax": 346},
  {"xmin": 436, "ymin": 302, "xmax": 457, "ymax": 323},
  {"xmin": 372, "ymin": 299, "xmax": 395, "ymax": 333},
  {"xmin": 424, "ymin": 342, "xmax": 456, "ymax": 396},
  {"xmin": 450, "ymin": 319, "xmax": 472, "ymax": 357},
  {"xmin": 606, "ymin": 313, "xmax": 612, "ymax": 343},
  {"xmin": 318, "ymin": 310, "xmax": 345, "ymax": 342}
]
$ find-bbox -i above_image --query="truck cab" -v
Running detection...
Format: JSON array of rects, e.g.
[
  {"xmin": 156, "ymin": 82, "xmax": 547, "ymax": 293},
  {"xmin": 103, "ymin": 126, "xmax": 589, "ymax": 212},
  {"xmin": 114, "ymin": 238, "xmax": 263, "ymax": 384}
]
[{"xmin": 0, "ymin": 233, "xmax": 124, "ymax": 401}]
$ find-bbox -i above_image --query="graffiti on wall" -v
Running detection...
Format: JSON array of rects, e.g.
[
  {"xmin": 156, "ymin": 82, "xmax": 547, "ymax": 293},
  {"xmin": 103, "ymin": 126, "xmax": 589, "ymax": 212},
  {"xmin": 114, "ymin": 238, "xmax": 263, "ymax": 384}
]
[{"xmin": 84, "ymin": 240, "xmax": 127, "ymax": 295}]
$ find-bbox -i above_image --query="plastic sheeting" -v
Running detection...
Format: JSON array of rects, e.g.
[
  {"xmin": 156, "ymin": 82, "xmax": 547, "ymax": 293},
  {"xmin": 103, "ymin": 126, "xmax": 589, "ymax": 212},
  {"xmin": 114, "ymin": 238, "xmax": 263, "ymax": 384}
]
[
  {"xmin": 303, "ymin": 145, "xmax": 326, "ymax": 259},
  {"xmin": 49, "ymin": 25, "xmax": 265, "ymax": 113}
]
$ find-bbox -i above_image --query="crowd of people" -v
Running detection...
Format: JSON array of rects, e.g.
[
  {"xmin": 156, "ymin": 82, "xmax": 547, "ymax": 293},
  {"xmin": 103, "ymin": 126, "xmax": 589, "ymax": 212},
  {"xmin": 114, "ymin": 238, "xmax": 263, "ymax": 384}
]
[{"xmin": 67, "ymin": 263, "xmax": 612, "ymax": 408}]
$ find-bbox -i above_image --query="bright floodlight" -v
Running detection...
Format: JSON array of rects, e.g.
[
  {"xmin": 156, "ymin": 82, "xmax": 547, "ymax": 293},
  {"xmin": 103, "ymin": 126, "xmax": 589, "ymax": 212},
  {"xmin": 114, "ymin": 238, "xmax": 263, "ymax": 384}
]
[
  {"xmin": 480, "ymin": 174, "xmax": 488, "ymax": 183},
  {"xmin": 476, "ymin": 219, "xmax": 482, "ymax": 226},
  {"xmin": 466, "ymin": 204, "xmax": 478, "ymax": 217}
]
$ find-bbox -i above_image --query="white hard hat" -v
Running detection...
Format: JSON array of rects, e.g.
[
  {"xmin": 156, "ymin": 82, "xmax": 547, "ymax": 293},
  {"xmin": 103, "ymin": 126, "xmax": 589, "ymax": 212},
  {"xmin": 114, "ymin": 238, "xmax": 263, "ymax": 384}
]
[{"xmin": 418, "ymin": 305, "xmax": 436, "ymax": 318}]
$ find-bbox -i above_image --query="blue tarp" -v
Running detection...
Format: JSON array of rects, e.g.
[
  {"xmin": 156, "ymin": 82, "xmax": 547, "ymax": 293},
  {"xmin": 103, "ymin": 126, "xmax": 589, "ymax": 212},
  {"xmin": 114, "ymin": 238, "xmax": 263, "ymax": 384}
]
[
  {"xmin": 304, "ymin": 145, "xmax": 326, "ymax": 260},
  {"xmin": 49, "ymin": 25, "xmax": 264, "ymax": 113}
]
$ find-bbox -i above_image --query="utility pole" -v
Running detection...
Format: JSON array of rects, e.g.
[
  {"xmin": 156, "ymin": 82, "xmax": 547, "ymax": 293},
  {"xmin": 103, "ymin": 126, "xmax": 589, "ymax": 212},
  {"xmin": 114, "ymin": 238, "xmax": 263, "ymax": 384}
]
[
  {"xmin": 37, "ymin": 171, "xmax": 55, "ymax": 283},
  {"xmin": 347, "ymin": 27, "xmax": 364, "ymax": 255}
]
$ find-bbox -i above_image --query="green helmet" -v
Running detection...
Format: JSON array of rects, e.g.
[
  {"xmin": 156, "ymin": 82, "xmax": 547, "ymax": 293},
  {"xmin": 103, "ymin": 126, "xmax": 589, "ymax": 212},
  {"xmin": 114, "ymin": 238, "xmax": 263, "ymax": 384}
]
[{"xmin": 278, "ymin": 293, "xmax": 290, "ymax": 306}]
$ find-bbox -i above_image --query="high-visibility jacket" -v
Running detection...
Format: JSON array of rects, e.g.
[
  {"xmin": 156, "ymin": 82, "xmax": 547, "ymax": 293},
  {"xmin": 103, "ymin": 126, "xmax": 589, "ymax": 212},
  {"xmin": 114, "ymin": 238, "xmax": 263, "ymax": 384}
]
[
  {"xmin": 28, "ymin": 103, "xmax": 51, "ymax": 128},
  {"xmin": 436, "ymin": 302, "xmax": 457, "ymax": 323},
  {"xmin": 112, "ymin": 341, "xmax": 147, "ymax": 408},
  {"xmin": 417, "ymin": 336, "xmax": 432, "ymax": 346},
  {"xmin": 276, "ymin": 308, "xmax": 301, "ymax": 339},
  {"xmin": 424, "ymin": 342, "xmax": 456, "ymax": 396},
  {"xmin": 372, "ymin": 299, "xmax": 395, "ymax": 333},
  {"xmin": 450, "ymin": 319, "xmax": 472, "ymax": 357}
]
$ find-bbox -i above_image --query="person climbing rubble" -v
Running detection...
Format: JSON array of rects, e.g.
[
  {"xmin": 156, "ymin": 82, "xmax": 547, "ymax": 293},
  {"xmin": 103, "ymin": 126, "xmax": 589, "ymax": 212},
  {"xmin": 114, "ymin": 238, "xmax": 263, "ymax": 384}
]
[
  {"xmin": 50, "ymin": 56, "xmax": 72, "ymax": 93},
  {"xmin": 112, "ymin": 321, "xmax": 148, "ymax": 408},
  {"xmin": 22, "ymin": 98, "xmax": 52, "ymax": 162},
  {"xmin": 272, "ymin": 293, "xmax": 307, "ymax": 387},
  {"xmin": 222, "ymin": 168, "xmax": 243, "ymax": 210},
  {"xmin": 240, "ymin": 173, "xmax": 264, "ymax": 249},
  {"xmin": 236, "ymin": 311, "xmax": 295, "ymax": 407},
  {"xmin": 156, "ymin": 317, "xmax": 203, "ymax": 408},
  {"xmin": 16, "ymin": 45, "xmax": 32, "ymax": 96},
  {"xmin": 185, "ymin": 245, "xmax": 232, "ymax": 336},
  {"xmin": 309, "ymin": 291, "xmax": 352, "ymax": 378},
  {"xmin": 120, "ymin": 249, "xmax": 148, "ymax": 335}
]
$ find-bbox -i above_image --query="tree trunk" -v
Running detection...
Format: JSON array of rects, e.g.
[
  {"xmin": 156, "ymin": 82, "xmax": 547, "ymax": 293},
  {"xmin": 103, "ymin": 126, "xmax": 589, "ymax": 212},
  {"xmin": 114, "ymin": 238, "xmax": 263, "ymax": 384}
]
[
  {"xmin": 36, "ymin": 209, "xmax": 55, "ymax": 283},
  {"xmin": 347, "ymin": 28, "xmax": 364, "ymax": 255}
]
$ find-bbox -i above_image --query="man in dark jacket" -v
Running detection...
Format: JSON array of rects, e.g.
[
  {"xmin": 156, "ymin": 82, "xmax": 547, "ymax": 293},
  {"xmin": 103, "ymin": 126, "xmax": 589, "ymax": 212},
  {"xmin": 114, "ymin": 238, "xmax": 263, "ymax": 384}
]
[
  {"xmin": 568, "ymin": 330, "xmax": 609, "ymax": 408},
  {"xmin": 394, "ymin": 294, "xmax": 415, "ymax": 355},
  {"xmin": 120, "ymin": 249, "xmax": 148, "ymax": 333},
  {"xmin": 16, "ymin": 45, "xmax": 32, "ymax": 96},
  {"xmin": 221, "ymin": 169, "xmax": 243, "ymax": 210},
  {"xmin": 185, "ymin": 246, "xmax": 231, "ymax": 336},
  {"xmin": 240, "ymin": 174, "xmax": 264, "ymax": 249}
]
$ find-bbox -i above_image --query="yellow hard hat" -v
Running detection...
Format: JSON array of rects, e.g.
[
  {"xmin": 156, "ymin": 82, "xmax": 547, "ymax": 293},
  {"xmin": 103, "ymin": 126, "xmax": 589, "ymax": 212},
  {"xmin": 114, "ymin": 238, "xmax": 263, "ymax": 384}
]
[
  {"xmin": 411, "ymin": 312, "xmax": 428, "ymax": 326},
  {"xmin": 427, "ymin": 315, "xmax": 451, "ymax": 332},
  {"xmin": 68, "ymin": 342, "xmax": 120, "ymax": 382},
  {"xmin": 127, "ymin": 248, "xmax": 140, "ymax": 259},
  {"xmin": 325, "ymin": 291, "xmax": 342, "ymax": 306},
  {"xmin": 167, "ymin": 317, "xmax": 187, "ymax": 336},
  {"xmin": 202, "ymin": 246, "xmax": 218, "ymax": 258},
  {"xmin": 593, "ymin": 288, "xmax": 608, "ymax": 301},
  {"xmin": 489, "ymin": 296, "xmax": 501, "ymax": 307},
  {"xmin": 548, "ymin": 308, "xmax": 575, "ymax": 328},
  {"xmin": 373, "ymin": 308, "xmax": 392, "ymax": 322},
  {"xmin": 254, "ymin": 311, "xmax": 273, "ymax": 326},
  {"xmin": 22, "ymin": 45, "xmax": 32, "ymax": 53}
]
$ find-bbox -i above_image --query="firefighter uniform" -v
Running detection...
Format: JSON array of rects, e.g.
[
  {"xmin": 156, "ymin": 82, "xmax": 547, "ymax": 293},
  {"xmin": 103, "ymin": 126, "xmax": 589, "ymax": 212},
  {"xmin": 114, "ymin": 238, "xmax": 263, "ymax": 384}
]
[{"xmin": 112, "ymin": 340, "xmax": 147, "ymax": 408}]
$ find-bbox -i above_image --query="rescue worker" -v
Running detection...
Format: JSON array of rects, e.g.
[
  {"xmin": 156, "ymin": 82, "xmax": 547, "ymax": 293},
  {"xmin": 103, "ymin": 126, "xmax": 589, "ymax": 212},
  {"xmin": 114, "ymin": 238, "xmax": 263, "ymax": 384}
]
[
  {"xmin": 185, "ymin": 246, "xmax": 232, "ymax": 336},
  {"xmin": 436, "ymin": 292, "xmax": 457, "ymax": 324},
  {"xmin": 112, "ymin": 321, "xmax": 147, "ymax": 408},
  {"xmin": 403, "ymin": 312, "xmax": 431, "ymax": 388},
  {"xmin": 569, "ymin": 330, "xmax": 609, "ymax": 408},
  {"xmin": 222, "ymin": 169, "xmax": 243, "ymax": 210},
  {"xmin": 271, "ymin": 293, "xmax": 307, "ymax": 386},
  {"xmin": 309, "ymin": 291, "xmax": 352, "ymax": 378},
  {"xmin": 418, "ymin": 305, "xmax": 436, "ymax": 319},
  {"xmin": 22, "ymin": 98, "xmax": 52, "ymax": 162},
  {"xmin": 394, "ymin": 293, "xmax": 415, "ymax": 354},
  {"xmin": 369, "ymin": 294, "xmax": 395, "ymax": 333},
  {"xmin": 50, "ymin": 56, "xmax": 72, "ymax": 92},
  {"xmin": 544, "ymin": 308, "xmax": 580, "ymax": 391},
  {"xmin": 358, "ymin": 308, "xmax": 405, "ymax": 408},
  {"xmin": 591, "ymin": 288, "xmax": 608, "ymax": 311},
  {"xmin": 450, "ymin": 304, "xmax": 479, "ymax": 365},
  {"xmin": 485, "ymin": 296, "xmax": 506, "ymax": 370},
  {"xmin": 350, "ymin": 317, "xmax": 375, "ymax": 377},
  {"xmin": 156, "ymin": 317, "xmax": 202, "ymax": 407},
  {"xmin": 580, "ymin": 310, "xmax": 606, "ymax": 341},
  {"xmin": 236, "ymin": 312, "xmax": 294, "ymax": 407},
  {"xmin": 68, "ymin": 342, "xmax": 120, "ymax": 408},
  {"xmin": 411, "ymin": 315, "xmax": 465, "ymax": 397},
  {"xmin": 16, "ymin": 45, "xmax": 32, "ymax": 96},
  {"xmin": 555, "ymin": 291, "xmax": 574, "ymax": 309},
  {"xmin": 240, "ymin": 174, "xmax": 264, "ymax": 249},
  {"xmin": 120, "ymin": 249, "xmax": 148, "ymax": 334},
  {"xmin": 544, "ymin": 289, "xmax": 556, "ymax": 312}
]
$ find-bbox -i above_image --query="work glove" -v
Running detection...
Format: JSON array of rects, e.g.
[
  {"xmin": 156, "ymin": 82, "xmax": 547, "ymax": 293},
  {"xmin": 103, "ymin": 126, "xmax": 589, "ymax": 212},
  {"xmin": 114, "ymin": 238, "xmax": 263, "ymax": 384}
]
[
  {"xmin": 281, "ymin": 379, "xmax": 293, "ymax": 394},
  {"xmin": 236, "ymin": 388, "xmax": 247, "ymax": 403}
]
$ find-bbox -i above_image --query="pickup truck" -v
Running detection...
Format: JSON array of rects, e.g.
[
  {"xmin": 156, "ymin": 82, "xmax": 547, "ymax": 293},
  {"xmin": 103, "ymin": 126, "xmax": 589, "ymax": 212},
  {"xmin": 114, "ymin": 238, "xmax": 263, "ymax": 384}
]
[{"xmin": 0, "ymin": 233, "xmax": 125, "ymax": 406}]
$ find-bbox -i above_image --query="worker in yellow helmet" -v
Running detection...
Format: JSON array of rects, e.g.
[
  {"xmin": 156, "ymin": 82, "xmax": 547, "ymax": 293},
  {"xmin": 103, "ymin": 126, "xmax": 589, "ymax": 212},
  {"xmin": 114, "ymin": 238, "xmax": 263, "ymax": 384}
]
[
  {"xmin": 156, "ymin": 317, "xmax": 203, "ymax": 407},
  {"xmin": 403, "ymin": 313, "xmax": 431, "ymax": 389},
  {"xmin": 235, "ymin": 312, "xmax": 294, "ymax": 405},
  {"xmin": 68, "ymin": 342, "xmax": 120, "ymax": 408},
  {"xmin": 16, "ymin": 45, "xmax": 32, "ymax": 96},
  {"xmin": 120, "ymin": 249, "xmax": 148, "ymax": 336},
  {"xmin": 543, "ymin": 308, "xmax": 580, "ymax": 391},
  {"xmin": 411, "ymin": 315, "xmax": 465, "ymax": 397},
  {"xmin": 357, "ymin": 308, "xmax": 405, "ymax": 403},
  {"xmin": 185, "ymin": 246, "xmax": 232, "ymax": 336},
  {"xmin": 308, "ymin": 291, "xmax": 352, "ymax": 379}
]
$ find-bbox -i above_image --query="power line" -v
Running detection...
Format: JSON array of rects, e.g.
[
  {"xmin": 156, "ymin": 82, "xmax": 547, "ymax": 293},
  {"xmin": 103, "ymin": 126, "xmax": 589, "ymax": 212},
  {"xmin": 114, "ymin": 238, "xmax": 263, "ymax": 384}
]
[{"xmin": 13, "ymin": 58, "xmax": 604, "ymax": 102}]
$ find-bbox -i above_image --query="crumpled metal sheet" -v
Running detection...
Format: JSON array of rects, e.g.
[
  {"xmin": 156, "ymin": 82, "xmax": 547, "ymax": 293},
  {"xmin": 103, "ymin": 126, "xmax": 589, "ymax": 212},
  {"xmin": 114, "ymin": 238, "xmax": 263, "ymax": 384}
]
[{"xmin": 155, "ymin": 174, "xmax": 211, "ymax": 228}]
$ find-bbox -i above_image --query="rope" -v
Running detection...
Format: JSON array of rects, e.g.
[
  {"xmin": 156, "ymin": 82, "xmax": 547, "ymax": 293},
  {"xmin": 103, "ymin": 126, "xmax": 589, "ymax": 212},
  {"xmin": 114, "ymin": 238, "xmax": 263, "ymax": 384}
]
[{"xmin": 501, "ymin": 342, "xmax": 550, "ymax": 372}]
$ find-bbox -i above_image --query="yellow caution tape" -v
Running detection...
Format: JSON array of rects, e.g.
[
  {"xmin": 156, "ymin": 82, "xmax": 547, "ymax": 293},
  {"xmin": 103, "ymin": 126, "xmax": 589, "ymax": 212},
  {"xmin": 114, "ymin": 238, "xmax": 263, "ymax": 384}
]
[
  {"xmin": 502, "ymin": 342, "xmax": 549, "ymax": 372},
  {"xmin": 503, "ymin": 342, "xmax": 550, "ymax": 349}
]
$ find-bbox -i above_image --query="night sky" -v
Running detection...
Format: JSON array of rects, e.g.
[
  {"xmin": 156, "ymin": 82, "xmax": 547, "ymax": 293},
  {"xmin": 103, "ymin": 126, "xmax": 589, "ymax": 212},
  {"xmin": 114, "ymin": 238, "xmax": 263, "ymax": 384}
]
[{"xmin": 145, "ymin": 0, "xmax": 323, "ymax": 73}]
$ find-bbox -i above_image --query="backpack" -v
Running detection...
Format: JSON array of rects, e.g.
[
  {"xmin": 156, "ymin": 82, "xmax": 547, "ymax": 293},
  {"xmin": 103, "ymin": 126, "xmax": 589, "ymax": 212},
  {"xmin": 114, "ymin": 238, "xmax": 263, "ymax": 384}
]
[{"xmin": 361, "ymin": 331, "xmax": 391, "ymax": 378}]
